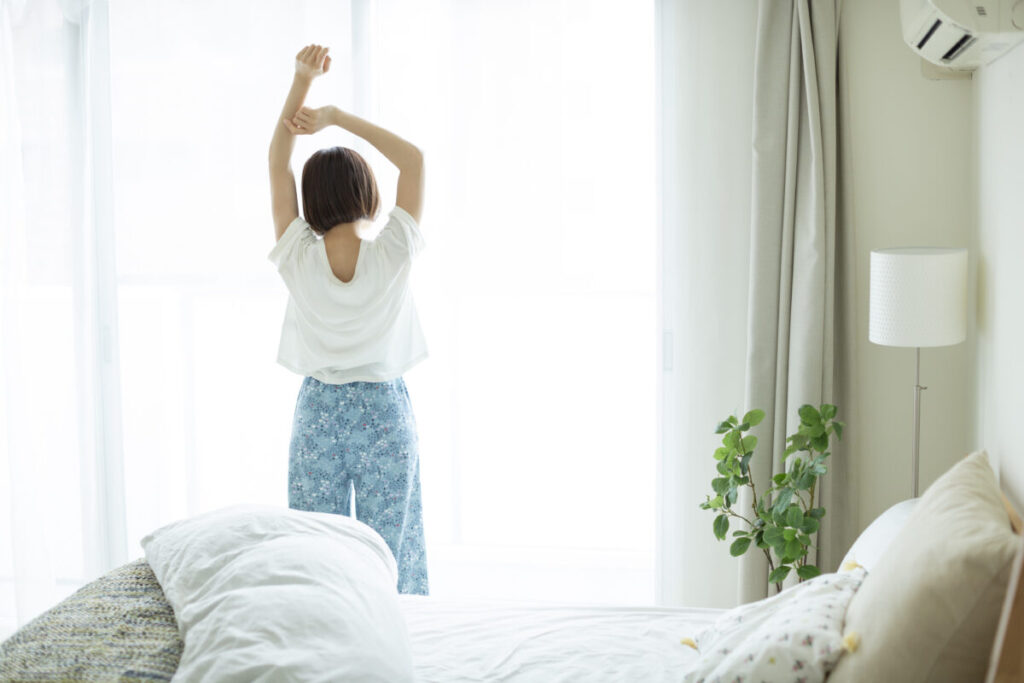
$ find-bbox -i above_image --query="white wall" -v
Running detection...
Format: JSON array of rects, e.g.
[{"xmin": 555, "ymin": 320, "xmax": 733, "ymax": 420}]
[
  {"xmin": 657, "ymin": 0, "xmax": 756, "ymax": 608},
  {"xmin": 973, "ymin": 45, "xmax": 1024, "ymax": 509},
  {"xmin": 837, "ymin": 0, "xmax": 975, "ymax": 544}
]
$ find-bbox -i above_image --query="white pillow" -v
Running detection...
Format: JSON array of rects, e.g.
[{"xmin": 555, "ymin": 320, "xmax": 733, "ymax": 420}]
[
  {"xmin": 839, "ymin": 498, "xmax": 918, "ymax": 572},
  {"xmin": 142, "ymin": 505, "xmax": 414, "ymax": 682},
  {"xmin": 682, "ymin": 567, "xmax": 865, "ymax": 683}
]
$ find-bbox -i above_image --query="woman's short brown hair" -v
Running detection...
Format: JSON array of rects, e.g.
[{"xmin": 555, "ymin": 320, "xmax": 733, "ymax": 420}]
[{"xmin": 301, "ymin": 147, "xmax": 380, "ymax": 235}]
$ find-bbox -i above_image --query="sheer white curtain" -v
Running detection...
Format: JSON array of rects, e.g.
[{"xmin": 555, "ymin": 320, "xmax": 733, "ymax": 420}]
[
  {"xmin": 2, "ymin": 0, "xmax": 656, "ymax": 637},
  {"xmin": 1, "ymin": 0, "xmax": 125, "ymax": 636}
]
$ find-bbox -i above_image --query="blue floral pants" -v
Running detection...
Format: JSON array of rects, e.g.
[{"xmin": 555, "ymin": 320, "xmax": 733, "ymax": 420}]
[{"xmin": 288, "ymin": 376, "xmax": 428, "ymax": 595}]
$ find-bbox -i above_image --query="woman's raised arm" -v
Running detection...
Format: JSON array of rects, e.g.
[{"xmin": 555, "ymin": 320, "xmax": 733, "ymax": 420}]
[
  {"xmin": 268, "ymin": 45, "xmax": 331, "ymax": 240},
  {"xmin": 285, "ymin": 106, "xmax": 424, "ymax": 224}
]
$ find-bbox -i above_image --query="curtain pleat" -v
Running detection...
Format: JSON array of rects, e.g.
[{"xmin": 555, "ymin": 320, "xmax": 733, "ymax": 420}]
[{"xmin": 740, "ymin": 0, "xmax": 839, "ymax": 603}]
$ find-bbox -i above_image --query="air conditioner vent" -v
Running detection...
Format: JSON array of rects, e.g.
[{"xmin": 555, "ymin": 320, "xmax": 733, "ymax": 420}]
[
  {"xmin": 942, "ymin": 34, "xmax": 977, "ymax": 61},
  {"xmin": 918, "ymin": 19, "xmax": 942, "ymax": 48}
]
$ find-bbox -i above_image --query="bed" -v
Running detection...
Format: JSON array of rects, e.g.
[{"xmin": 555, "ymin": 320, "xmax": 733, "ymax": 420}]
[
  {"xmin": 0, "ymin": 559, "xmax": 717, "ymax": 682},
  {"xmin": 2, "ymin": 450, "xmax": 1021, "ymax": 683}
]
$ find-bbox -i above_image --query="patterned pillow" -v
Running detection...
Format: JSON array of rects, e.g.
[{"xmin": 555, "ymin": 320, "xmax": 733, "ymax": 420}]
[
  {"xmin": 681, "ymin": 567, "xmax": 865, "ymax": 683},
  {"xmin": 0, "ymin": 558, "xmax": 182, "ymax": 681}
]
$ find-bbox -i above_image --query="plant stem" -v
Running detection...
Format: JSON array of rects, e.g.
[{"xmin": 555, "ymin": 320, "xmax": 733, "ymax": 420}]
[
  {"xmin": 735, "ymin": 431, "xmax": 760, "ymax": 510},
  {"xmin": 724, "ymin": 509, "xmax": 755, "ymax": 528}
]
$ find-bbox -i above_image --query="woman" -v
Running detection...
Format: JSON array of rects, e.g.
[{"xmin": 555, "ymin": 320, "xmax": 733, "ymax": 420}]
[{"xmin": 267, "ymin": 44, "xmax": 428, "ymax": 594}]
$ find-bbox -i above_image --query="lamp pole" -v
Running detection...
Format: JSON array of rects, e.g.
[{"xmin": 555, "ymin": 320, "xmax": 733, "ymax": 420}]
[{"xmin": 912, "ymin": 347, "xmax": 926, "ymax": 498}]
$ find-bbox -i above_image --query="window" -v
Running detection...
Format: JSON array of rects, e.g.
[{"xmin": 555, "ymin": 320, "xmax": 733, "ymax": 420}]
[{"xmin": 2, "ymin": 2, "xmax": 656, "ymax": 633}]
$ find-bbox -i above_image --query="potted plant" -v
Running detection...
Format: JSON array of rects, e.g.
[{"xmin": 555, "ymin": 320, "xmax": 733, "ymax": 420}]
[{"xmin": 700, "ymin": 404, "xmax": 843, "ymax": 592}]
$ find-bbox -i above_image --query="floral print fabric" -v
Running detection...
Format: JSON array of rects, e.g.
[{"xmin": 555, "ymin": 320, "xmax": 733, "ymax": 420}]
[
  {"xmin": 288, "ymin": 376, "xmax": 428, "ymax": 595},
  {"xmin": 682, "ymin": 567, "xmax": 866, "ymax": 683}
]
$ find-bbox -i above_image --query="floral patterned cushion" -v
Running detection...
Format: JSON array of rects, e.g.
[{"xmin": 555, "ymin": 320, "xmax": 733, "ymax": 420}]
[{"xmin": 681, "ymin": 567, "xmax": 865, "ymax": 683}]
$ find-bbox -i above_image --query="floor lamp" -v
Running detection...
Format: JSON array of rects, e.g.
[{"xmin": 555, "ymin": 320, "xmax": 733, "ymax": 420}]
[{"xmin": 869, "ymin": 247, "xmax": 968, "ymax": 498}]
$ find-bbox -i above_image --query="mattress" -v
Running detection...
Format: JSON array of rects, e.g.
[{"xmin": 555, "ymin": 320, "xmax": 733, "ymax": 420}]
[
  {"xmin": 0, "ymin": 558, "xmax": 721, "ymax": 682},
  {"xmin": 400, "ymin": 596, "xmax": 721, "ymax": 682}
]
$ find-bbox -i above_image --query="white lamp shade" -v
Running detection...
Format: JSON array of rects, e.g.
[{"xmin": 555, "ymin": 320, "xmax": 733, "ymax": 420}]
[{"xmin": 869, "ymin": 247, "xmax": 968, "ymax": 348}]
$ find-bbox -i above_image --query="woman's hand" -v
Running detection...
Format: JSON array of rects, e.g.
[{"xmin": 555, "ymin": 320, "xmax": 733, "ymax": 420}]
[
  {"xmin": 294, "ymin": 44, "xmax": 331, "ymax": 81},
  {"xmin": 283, "ymin": 105, "xmax": 335, "ymax": 136}
]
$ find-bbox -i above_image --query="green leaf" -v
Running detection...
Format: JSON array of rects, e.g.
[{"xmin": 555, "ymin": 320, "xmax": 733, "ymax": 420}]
[
  {"xmin": 740, "ymin": 452, "xmax": 753, "ymax": 475},
  {"xmin": 743, "ymin": 409, "xmax": 765, "ymax": 426},
  {"xmin": 811, "ymin": 434, "xmax": 829, "ymax": 452},
  {"xmin": 796, "ymin": 473, "xmax": 816, "ymax": 490},
  {"xmin": 713, "ymin": 514, "xmax": 729, "ymax": 540},
  {"xmin": 783, "ymin": 528, "xmax": 797, "ymax": 541},
  {"xmin": 713, "ymin": 447, "xmax": 729, "ymax": 461},
  {"xmin": 786, "ymin": 505, "xmax": 803, "ymax": 528},
  {"xmin": 738, "ymin": 422, "xmax": 750, "ymax": 431},
  {"xmin": 715, "ymin": 421, "xmax": 732, "ymax": 434},
  {"xmin": 789, "ymin": 433, "xmax": 809, "ymax": 450},
  {"xmin": 773, "ymin": 488, "xmax": 794, "ymax": 515},
  {"xmin": 833, "ymin": 422, "xmax": 844, "ymax": 439},
  {"xmin": 722, "ymin": 431, "xmax": 740, "ymax": 450},
  {"xmin": 712, "ymin": 477, "xmax": 730, "ymax": 495},
  {"xmin": 801, "ymin": 517, "xmax": 820, "ymax": 534},
  {"xmin": 716, "ymin": 461, "xmax": 731, "ymax": 475},
  {"xmin": 732, "ymin": 530, "xmax": 749, "ymax": 537},
  {"xmin": 730, "ymin": 537, "xmax": 752, "ymax": 556},
  {"xmin": 768, "ymin": 566, "xmax": 791, "ymax": 584},
  {"xmin": 762, "ymin": 526, "xmax": 784, "ymax": 546},
  {"xmin": 708, "ymin": 495, "xmax": 723, "ymax": 509},
  {"xmin": 772, "ymin": 472, "xmax": 788, "ymax": 485},
  {"xmin": 727, "ymin": 415, "xmax": 738, "ymax": 425},
  {"xmin": 797, "ymin": 564, "xmax": 821, "ymax": 580},
  {"xmin": 784, "ymin": 538, "xmax": 803, "ymax": 560},
  {"xmin": 741, "ymin": 435, "xmax": 758, "ymax": 453},
  {"xmin": 808, "ymin": 507, "xmax": 826, "ymax": 519},
  {"xmin": 798, "ymin": 404, "xmax": 820, "ymax": 426},
  {"xmin": 725, "ymin": 487, "xmax": 738, "ymax": 507},
  {"xmin": 820, "ymin": 404, "xmax": 837, "ymax": 421}
]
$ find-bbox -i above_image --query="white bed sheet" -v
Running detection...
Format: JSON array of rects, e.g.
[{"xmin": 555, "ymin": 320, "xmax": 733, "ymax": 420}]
[{"xmin": 399, "ymin": 597, "xmax": 722, "ymax": 682}]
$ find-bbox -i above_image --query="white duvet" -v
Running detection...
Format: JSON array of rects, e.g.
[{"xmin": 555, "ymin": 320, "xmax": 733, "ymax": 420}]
[
  {"xmin": 400, "ymin": 598, "xmax": 719, "ymax": 682},
  {"xmin": 142, "ymin": 505, "xmax": 413, "ymax": 682}
]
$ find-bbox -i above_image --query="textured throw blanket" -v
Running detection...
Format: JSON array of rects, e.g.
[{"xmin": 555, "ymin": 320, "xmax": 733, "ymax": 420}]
[{"xmin": 0, "ymin": 559, "xmax": 182, "ymax": 682}]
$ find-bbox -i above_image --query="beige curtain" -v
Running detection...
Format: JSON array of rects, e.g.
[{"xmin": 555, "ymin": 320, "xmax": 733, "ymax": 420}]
[{"xmin": 740, "ymin": 0, "xmax": 841, "ymax": 603}]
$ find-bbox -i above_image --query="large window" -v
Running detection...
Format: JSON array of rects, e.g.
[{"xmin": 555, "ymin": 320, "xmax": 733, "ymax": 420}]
[{"xmin": 2, "ymin": 1, "xmax": 656, "ymax": 634}]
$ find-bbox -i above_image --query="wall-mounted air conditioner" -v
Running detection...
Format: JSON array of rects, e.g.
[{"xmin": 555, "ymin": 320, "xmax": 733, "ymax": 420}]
[{"xmin": 900, "ymin": 0, "xmax": 1024, "ymax": 71}]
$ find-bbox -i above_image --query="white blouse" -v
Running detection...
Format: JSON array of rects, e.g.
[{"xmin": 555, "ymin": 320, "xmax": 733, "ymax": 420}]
[{"xmin": 268, "ymin": 206, "xmax": 428, "ymax": 384}]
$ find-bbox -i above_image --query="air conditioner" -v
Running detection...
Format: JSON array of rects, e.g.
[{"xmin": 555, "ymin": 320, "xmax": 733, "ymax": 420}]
[{"xmin": 900, "ymin": 0, "xmax": 1024, "ymax": 71}]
